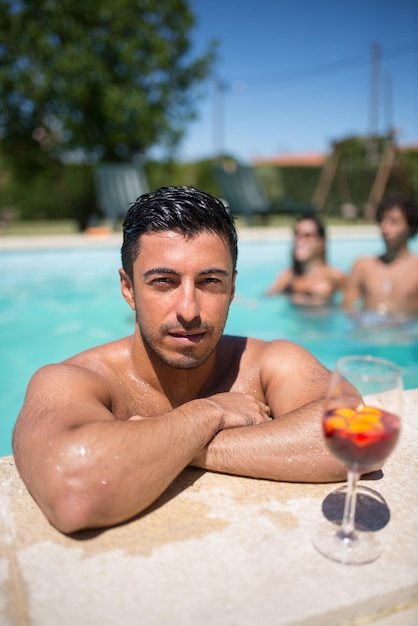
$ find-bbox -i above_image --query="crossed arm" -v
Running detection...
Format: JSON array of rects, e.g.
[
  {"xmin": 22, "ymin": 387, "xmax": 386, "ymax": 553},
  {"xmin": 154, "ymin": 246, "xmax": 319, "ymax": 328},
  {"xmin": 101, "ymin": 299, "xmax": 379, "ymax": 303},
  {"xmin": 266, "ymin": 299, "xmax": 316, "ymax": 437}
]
[
  {"xmin": 13, "ymin": 346, "xmax": 345, "ymax": 534},
  {"xmin": 192, "ymin": 343, "xmax": 345, "ymax": 482}
]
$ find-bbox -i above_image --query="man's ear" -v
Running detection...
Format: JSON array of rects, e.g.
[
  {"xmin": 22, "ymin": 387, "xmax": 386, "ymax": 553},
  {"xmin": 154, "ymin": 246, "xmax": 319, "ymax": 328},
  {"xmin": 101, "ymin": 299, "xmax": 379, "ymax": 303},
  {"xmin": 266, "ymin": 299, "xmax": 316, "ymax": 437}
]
[{"xmin": 119, "ymin": 269, "xmax": 136, "ymax": 311}]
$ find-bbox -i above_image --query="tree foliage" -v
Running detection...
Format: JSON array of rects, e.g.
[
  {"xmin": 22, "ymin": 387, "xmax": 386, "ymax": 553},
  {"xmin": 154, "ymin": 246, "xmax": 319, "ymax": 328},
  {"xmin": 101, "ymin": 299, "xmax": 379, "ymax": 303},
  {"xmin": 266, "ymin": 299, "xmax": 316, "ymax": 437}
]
[{"xmin": 0, "ymin": 0, "xmax": 216, "ymax": 172}]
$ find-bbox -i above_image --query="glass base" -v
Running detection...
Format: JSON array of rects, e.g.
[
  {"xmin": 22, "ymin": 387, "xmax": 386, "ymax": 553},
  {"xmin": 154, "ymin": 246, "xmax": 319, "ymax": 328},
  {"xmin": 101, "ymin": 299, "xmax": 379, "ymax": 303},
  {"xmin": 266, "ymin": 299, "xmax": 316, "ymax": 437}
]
[
  {"xmin": 321, "ymin": 484, "xmax": 390, "ymax": 531},
  {"xmin": 312, "ymin": 520, "xmax": 382, "ymax": 565}
]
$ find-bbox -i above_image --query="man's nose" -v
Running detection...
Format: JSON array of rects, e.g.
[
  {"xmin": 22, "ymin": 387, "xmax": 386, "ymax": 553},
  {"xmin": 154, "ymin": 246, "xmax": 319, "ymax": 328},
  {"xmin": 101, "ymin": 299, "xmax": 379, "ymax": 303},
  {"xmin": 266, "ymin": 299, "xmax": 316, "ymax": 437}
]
[{"xmin": 175, "ymin": 284, "xmax": 200, "ymax": 321}]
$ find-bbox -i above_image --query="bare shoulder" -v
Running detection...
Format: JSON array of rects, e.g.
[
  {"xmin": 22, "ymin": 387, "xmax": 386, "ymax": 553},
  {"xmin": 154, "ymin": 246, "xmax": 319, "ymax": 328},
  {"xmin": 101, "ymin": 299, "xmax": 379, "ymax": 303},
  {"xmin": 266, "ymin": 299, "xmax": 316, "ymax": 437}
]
[
  {"xmin": 329, "ymin": 265, "xmax": 345, "ymax": 279},
  {"xmin": 327, "ymin": 264, "xmax": 346, "ymax": 287},
  {"xmin": 16, "ymin": 337, "xmax": 132, "ymax": 427},
  {"xmin": 63, "ymin": 336, "xmax": 131, "ymax": 371},
  {"xmin": 24, "ymin": 359, "xmax": 111, "ymax": 405},
  {"xmin": 408, "ymin": 252, "xmax": 418, "ymax": 267},
  {"xmin": 226, "ymin": 335, "xmax": 327, "ymax": 373},
  {"xmin": 348, "ymin": 255, "xmax": 378, "ymax": 279},
  {"xmin": 31, "ymin": 337, "xmax": 130, "ymax": 389},
  {"xmin": 279, "ymin": 267, "xmax": 292, "ymax": 280},
  {"xmin": 351, "ymin": 255, "xmax": 376, "ymax": 270},
  {"xmin": 257, "ymin": 336, "xmax": 327, "ymax": 369},
  {"xmin": 239, "ymin": 337, "xmax": 331, "ymax": 412}
]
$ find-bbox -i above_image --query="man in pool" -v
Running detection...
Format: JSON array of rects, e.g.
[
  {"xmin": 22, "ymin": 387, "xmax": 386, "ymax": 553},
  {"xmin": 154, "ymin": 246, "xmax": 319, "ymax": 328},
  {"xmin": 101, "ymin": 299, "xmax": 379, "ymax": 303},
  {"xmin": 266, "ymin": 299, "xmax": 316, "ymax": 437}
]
[
  {"xmin": 13, "ymin": 186, "xmax": 350, "ymax": 534},
  {"xmin": 343, "ymin": 193, "xmax": 418, "ymax": 320}
]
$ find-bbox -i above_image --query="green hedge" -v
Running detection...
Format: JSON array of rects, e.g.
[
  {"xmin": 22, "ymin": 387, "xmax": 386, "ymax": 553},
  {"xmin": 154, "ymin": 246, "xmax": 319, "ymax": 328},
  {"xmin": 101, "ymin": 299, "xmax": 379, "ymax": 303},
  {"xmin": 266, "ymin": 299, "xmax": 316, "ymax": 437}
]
[
  {"xmin": 3, "ymin": 163, "xmax": 97, "ymax": 230},
  {"xmin": 1, "ymin": 148, "xmax": 417, "ymax": 228}
]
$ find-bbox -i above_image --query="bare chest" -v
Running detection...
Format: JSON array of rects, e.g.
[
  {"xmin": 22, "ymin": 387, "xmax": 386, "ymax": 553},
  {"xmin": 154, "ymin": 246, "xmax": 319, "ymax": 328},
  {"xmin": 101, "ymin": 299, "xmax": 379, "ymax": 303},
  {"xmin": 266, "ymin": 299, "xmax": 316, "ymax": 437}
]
[
  {"xmin": 108, "ymin": 364, "xmax": 264, "ymax": 420},
  {"xmin": 361, "ymin": 258, "xmax": 418, "ymax": 314},
  {"xmin": 292, "ymin": 268, "xmax": 337, "ymax": 298},
  {"xmin": 364, "ymin": 261, "xmax": 418, "ymax": 295}
]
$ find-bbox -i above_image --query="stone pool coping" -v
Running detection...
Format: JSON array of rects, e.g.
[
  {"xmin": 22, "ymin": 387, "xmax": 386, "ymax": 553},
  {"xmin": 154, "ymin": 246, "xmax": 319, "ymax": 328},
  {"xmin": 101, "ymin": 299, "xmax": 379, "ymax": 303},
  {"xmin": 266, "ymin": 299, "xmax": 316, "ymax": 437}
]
[
  {"xmin": 0, "ymin": 224, "xmax": 380, "ymax": 251},
  {"xmin": 1, "ymin": 388, "xmax": 417, "ymax": 625}
]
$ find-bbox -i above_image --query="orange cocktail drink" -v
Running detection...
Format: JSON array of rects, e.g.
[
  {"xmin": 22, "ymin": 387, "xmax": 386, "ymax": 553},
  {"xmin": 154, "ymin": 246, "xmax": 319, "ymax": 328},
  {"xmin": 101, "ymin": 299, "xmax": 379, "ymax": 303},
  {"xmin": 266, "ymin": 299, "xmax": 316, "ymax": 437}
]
[{"xmin": 323, "ymin": 405, "xmax": 400, "ymax": 469}]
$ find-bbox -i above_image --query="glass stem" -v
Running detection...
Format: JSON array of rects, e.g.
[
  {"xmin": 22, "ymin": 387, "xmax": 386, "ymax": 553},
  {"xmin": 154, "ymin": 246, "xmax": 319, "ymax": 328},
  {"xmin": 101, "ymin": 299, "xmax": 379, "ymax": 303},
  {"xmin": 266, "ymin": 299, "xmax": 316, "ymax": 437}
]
[{"xmin": 341, "ymin": 469, "xmax": 360, "ymax": 537}]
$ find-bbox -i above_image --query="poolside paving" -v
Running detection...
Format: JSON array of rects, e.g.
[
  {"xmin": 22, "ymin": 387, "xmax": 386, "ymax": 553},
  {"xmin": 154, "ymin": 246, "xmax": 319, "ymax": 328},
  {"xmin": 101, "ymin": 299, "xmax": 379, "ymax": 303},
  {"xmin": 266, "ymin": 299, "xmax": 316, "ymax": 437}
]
[
  {"xmin": 1, "ymin": 388, "xmax": 417, "ymax": 626},
  {"xmin": 0, "ymin": 224, "xmax": 380, "ymax": 250}
]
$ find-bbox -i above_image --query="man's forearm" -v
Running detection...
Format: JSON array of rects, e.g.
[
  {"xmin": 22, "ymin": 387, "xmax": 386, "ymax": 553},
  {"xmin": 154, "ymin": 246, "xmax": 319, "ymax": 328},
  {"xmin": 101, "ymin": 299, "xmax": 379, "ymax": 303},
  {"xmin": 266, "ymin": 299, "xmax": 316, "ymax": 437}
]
[
  {"xmin": 18, "ymin": 399, "xmax": 227, "ymax": 534},
  {"xmin": 190, "ymin": 410, "xmax": 346, "ymax": 483}
]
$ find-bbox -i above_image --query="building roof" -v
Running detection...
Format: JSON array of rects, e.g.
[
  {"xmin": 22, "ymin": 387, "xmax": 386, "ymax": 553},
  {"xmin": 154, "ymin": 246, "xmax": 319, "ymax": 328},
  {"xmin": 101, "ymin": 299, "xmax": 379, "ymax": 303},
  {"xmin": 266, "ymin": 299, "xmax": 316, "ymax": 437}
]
[
  {"xmin": 253, "ymin": 143, "xmax": 418, "ymax": 167},
  {"xmin": 253, "ymin": 152, "xmax": 325, "ymax": 167}
]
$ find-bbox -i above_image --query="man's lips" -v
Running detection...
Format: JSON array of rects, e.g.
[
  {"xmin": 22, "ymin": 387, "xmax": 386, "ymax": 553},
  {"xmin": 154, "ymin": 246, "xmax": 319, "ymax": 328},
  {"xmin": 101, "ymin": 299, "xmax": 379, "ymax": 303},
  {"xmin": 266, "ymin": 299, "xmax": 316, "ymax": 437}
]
[{"xmin": 169, "ymin": 331, "xmax": 206, "ymax": 343}]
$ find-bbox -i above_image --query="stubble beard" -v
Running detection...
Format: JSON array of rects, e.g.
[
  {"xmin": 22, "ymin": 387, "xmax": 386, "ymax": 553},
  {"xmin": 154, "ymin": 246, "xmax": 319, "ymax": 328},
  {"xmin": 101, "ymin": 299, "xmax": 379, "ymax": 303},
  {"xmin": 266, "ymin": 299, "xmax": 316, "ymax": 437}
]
[{"xmin": 135, "ymin": 313, "xmax": 222, "ymax": 370}]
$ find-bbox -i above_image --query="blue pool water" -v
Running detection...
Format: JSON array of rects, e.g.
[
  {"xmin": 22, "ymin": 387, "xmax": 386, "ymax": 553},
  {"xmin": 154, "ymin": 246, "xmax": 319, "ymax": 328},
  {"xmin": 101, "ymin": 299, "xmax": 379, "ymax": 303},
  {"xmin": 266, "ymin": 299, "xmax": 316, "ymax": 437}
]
[{"xmin": 1, "ymin": 234, "xmax": 418, "ymax": 456}]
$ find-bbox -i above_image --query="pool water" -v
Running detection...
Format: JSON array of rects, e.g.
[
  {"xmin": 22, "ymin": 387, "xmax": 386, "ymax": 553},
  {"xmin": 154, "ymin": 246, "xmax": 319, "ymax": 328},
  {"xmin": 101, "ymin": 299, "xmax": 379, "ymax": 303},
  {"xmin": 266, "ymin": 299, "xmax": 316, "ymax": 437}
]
[
  {"xmin": 226, "ymin": 237, "xmax": 418, "ymax": 380},
  {"xmin": 1, "ymin": 234, "xmax": 417, "ymax": 457}
]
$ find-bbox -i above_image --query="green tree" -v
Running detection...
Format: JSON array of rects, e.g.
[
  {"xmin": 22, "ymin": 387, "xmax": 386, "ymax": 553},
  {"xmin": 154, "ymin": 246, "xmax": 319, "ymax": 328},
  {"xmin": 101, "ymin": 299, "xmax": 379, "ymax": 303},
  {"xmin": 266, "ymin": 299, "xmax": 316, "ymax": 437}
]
[{"xmin": 0, "ymin": 0, "xmax": 216, "ymax": 172}]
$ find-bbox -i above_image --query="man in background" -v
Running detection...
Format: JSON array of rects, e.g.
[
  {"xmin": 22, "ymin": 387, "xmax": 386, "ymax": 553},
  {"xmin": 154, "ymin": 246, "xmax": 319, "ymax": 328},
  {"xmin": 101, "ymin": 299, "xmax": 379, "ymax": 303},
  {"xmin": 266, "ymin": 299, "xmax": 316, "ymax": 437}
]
[{"xmin": 343, "ymin": 193, "xmax": 418, "ymax": 319}]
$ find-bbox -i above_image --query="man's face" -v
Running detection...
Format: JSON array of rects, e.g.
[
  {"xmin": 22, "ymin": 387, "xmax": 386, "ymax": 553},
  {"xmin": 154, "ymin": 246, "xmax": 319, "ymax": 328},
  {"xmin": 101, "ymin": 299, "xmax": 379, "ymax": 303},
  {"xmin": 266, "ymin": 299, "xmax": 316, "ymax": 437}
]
[
  {"xmin": 120, "ymin": 230, "xmax": 236, "ymax": 369},
  {"xmin": 379, "ymin": 206, "xmax": 410, "ymax": 250}
]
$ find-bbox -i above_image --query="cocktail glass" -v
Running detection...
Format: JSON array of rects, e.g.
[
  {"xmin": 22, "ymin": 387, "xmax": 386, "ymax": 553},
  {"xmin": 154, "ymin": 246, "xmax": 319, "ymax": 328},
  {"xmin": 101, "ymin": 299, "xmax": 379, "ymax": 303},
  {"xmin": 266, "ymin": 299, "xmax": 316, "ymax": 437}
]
[{"xmin": 311, "ymin": 355, "xmax": 402, "ymax": 565}]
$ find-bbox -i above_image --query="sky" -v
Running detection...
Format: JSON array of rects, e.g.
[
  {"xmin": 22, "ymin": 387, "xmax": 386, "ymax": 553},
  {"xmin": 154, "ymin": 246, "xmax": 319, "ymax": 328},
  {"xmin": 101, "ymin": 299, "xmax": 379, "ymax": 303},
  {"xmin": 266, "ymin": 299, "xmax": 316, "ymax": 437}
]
[{"xmin": 176, "ymin": 0, "xmax": 418, "ymax": 163}]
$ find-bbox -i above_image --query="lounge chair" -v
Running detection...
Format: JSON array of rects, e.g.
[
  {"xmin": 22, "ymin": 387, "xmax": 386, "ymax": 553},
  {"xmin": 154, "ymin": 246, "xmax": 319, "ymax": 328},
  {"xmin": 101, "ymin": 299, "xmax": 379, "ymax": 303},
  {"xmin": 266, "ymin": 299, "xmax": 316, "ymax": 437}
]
[
  {"xmin": 214, "ymin": 161, "xmax": 312, "ymax": 224},
  {"xmin": 214, "ymin": 161, "xmax": 273, "ymax": 225},
  {"xmin": 93, "ymin": 163, "xmax": 149, "ymax": 230}
]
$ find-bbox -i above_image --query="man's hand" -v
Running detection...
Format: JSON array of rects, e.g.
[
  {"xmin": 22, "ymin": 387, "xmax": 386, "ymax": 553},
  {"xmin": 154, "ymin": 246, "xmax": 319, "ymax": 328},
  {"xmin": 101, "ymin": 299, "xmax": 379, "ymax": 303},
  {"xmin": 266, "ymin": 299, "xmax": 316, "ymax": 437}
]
[{"xmin": 206, "ymin": 391, "xmax": 272, "ymax": 429}]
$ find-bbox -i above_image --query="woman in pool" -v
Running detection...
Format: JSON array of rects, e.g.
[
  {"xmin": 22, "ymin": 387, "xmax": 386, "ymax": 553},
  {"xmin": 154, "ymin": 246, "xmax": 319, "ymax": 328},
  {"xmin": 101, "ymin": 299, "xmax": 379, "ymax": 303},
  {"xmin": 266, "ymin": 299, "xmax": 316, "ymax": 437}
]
[{"xmin": 265, "ymin": 214, "xmax": 346, "ymax": 306}]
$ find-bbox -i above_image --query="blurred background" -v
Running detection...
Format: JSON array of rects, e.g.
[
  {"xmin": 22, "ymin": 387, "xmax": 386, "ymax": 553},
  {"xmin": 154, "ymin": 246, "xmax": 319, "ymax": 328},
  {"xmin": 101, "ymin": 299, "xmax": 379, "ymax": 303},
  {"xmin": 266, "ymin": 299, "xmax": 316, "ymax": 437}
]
[{"xmin": 0, "ymin": 0, "xmax": 417, "ymax": 231}]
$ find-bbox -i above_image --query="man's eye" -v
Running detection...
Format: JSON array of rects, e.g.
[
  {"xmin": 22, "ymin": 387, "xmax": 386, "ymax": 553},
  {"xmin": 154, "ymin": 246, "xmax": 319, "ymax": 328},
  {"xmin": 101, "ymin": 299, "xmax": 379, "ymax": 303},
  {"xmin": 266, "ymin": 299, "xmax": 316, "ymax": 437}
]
[
  {"xmin": 202, "ymin": 277, "xmax": 220, "ymax": 283},
  {"xmin": 152, "ymin": 277, "xmax": 173, "ymax": 285},
  {"xmin": 200, "ymin": 277, "xmax": 224, "ymax": 288}
]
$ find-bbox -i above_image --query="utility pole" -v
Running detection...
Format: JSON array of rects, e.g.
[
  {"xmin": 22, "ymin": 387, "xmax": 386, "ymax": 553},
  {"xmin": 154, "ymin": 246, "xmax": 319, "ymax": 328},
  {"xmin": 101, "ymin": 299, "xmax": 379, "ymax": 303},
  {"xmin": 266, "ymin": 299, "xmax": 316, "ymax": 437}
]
[
  {"xmin": 368, "ymin": 41, "xmax": 381, "ymax": 166},
  {"xmin": 383, "ymin": 72, "xmax": 393, "ymax": 136},
  {"xmin": 213, "ymin": 79, "xmax": 226, "ymax": 160}
]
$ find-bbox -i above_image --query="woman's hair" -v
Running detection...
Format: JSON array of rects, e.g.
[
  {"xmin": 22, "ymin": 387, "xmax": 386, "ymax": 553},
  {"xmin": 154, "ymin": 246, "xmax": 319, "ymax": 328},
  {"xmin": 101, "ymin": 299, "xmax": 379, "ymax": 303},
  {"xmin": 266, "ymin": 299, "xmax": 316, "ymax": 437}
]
[
  {"xmin": 121, "ymin": 186, "xmax": 238, "ymax": 280},
  {"xmin": 292, "ymin": 214, "xmax": 326, "ymax": 275},
  {"xmin": 376, "ymin": 193, "xmax": 418, "ymax": 238}
]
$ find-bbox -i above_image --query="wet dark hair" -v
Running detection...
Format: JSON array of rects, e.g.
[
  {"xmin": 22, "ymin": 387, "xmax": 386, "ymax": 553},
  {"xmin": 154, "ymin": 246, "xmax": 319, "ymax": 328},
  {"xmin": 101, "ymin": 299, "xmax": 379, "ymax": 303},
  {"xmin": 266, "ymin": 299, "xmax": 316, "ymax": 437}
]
[
  {"xmin": 294, "ymin": 213, "xmax": 326, "ymax": 239},
  {"xmin": 121, "ymin": 186, "xmax": 238, "ymax": 279},
  {"xmin": 376, "ymin": 193, "xmax": 418, "ymax": 238},
  {"xmin": 292, "ymin": 213, "xmax": 327, "ymax": 275}
]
